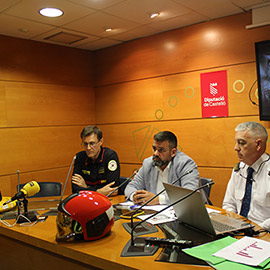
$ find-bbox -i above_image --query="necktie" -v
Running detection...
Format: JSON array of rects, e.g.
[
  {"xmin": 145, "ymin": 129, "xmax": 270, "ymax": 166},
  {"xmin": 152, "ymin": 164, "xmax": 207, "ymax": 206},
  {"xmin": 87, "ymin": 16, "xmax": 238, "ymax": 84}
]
[{"xmin": 240, "ymin": 167, "xmax": 254, "ymax": 218}]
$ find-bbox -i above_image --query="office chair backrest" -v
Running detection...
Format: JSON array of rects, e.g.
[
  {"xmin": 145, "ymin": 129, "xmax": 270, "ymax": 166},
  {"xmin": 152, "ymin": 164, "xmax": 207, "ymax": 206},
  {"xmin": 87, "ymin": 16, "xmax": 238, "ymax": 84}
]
[
  {"xmin": 17, "ymin": 181, "xmax": 62, "ymax": 198},
  {"xmin": 118, "ymin": 177, "xmax": 129, "ymax": 195},
  {"xmin": 200, "ymin": 177, "xmax": 213, "ymax": 205}
]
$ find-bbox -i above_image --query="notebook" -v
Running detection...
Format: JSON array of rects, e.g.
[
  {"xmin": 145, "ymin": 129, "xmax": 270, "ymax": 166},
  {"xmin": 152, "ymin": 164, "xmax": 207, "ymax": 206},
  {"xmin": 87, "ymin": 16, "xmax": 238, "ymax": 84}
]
[{"xmin": 163, "ymin": 183, "xmax": 254, "ymax": 236}]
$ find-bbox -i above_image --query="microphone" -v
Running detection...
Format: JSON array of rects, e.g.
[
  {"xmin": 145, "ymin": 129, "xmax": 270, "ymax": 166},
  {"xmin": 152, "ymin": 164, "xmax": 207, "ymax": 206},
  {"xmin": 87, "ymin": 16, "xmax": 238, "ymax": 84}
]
[
  {"xmin": 240, "ymin": 173, "xmax": 255, "ymax": 182},
  {"xmin": 60, "ymin": 155, "xmax": 76, "ymax": 202},
  {"xmin": 121, "ymin": 180, "xmax": 214, "ymax": 256},
  {"xmin": 107, "ymin": 170, "xmax": 137, "ymax": 197},
  {"xmin": 129, "ymin": 168, "xmax": 194, "ymax": 229},
  {"xmin": 4, "ymin": 181, "xmax": 40, "ymax": 205}
]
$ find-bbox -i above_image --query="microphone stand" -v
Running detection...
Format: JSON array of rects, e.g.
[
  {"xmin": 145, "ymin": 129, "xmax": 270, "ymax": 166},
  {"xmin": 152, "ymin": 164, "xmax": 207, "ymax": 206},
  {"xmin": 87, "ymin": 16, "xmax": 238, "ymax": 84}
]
[
  {"xmin": 60, "ymin": 155, "xmax": 76, "ymax": 202},
  {"xmin": 16, "ymin": 170, "xmax": 21, "ymax": 219},
  {"xmin": 3, "ymin": 170, "xmax": 38, "ymax": 223},
  {"xmin": 17, "ymin": 196, "xmax": 38, "ymax": 223},
  {"xmin": 121, "ymin": 181, "xmax": 213, "ymax": 257}
]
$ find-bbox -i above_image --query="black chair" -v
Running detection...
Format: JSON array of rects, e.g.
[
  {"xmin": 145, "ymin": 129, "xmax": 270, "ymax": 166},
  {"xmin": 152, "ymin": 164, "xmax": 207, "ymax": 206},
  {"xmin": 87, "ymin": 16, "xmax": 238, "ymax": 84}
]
[
  {"xmin": 200, "ymin": 177, "xmax": 213, "ymax": 205},
  {"xmin": 118, "ymin": 177, "xmax": 129, "ymax": 195},
  {"xmin": 17, "ymin": 181, "xmax": 62, "ymax": 198}
]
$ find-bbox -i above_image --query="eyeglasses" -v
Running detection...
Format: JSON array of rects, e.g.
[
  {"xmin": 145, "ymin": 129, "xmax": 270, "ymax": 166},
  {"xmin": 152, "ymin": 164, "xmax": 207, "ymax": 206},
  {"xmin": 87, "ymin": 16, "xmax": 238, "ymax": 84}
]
[{"xmin": 82, "ymin": 141, "xmax": 100, "ymax": 148}]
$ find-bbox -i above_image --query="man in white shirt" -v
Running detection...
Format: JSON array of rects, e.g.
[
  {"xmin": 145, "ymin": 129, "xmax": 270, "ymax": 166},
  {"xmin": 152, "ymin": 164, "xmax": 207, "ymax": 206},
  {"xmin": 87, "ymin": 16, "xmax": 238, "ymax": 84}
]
[{"xmin": 223, "ymin": 121, "xmax": 270, "ymax": 230}]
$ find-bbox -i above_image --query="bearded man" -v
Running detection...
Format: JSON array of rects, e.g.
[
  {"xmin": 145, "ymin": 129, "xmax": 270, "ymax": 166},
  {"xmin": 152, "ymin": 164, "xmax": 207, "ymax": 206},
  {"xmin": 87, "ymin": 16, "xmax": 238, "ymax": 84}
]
[{"xmin": 125, "ymin": 131, "xmax": 200, "ymax": 205}]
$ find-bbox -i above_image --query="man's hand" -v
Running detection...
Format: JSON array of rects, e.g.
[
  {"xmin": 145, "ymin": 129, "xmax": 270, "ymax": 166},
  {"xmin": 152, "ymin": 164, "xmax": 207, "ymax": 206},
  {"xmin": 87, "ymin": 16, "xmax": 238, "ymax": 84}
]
[
  {"xmin": 133, "ymin": 190, "xmax": 159, "ymax": 205},
  {"xmin": 71, "ymin": 174, "xmax": 87, "ymax": 188},
  {"xmin": 97, "ymin": 182, "xmax": 118, "ymax": 196}
]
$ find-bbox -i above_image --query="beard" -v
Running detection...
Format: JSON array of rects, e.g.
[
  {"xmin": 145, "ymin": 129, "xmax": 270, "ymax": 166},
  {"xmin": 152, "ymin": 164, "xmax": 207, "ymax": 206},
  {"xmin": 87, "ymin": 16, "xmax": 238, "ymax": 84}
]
[{"xmin": 152, "ymin": 155, "xmax": 169, "ymax": 168}]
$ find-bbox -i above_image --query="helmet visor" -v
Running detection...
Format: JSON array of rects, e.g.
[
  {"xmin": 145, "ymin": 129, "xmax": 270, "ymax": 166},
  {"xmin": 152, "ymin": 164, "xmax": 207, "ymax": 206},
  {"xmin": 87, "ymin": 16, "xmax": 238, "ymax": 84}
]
[{"xmin": 56, "ymin": 211, "xmax": 83, "ymax": 242}]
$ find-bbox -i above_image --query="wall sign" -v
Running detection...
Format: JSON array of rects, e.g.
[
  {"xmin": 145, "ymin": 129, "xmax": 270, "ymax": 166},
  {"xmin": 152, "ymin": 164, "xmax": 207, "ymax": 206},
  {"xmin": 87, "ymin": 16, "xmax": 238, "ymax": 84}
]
[{"xmin": 201, "ymin": 70, "xmax": 228, "ymax": 118}]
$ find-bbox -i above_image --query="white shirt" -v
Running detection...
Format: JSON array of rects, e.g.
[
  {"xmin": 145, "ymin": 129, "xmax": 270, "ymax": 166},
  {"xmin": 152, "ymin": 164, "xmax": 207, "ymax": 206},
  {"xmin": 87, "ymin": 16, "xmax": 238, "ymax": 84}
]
[
  {"xmin": 130, "ymin": 162, "xmax": 171, "ymax": 204},
  {"xmin": 156, "ymin": 162, "xmax": 171, "ymax": 205},
  {"xmin": 223, "ymin": 153, "xmax": 270, "ymax": 230}
]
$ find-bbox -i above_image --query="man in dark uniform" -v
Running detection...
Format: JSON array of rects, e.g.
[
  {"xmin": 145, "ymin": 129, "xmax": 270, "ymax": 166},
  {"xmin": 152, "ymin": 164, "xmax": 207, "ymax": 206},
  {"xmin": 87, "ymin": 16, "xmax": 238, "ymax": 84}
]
[{"xmin": 71, "ymin": 125, "xmax": 120, "ymax": 196}]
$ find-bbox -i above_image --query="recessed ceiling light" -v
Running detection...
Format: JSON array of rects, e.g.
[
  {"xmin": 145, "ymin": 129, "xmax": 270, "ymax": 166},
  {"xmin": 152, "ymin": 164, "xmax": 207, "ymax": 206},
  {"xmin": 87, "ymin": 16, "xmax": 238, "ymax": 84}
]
[
  {"xmin": 149, "ymin": 12, "xmax": 160, "ymax": 19},
  {"xmin": 39, "ymin": 7, "xmax": 63, "ymax": 18},
  {"xmin": 104, "ymin": 27, "xmax": 112, "ymax": 32},
  {"xmin": 18, "ymin": 28, "xmax": 29, "ymax": 33}
]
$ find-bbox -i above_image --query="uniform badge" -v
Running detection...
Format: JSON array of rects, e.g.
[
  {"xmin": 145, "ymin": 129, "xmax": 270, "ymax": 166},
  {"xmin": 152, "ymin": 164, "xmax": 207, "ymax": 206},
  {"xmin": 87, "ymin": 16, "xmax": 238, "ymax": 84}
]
[
  {"xmin": 82, "ymin": 170, "xmax": 90, "ymax": 175},
  {"xmin": 108, "ymin": 160, "xmax": 117, "ymax": 171},
  {"xmin": 99, "ymin": 167, "xmax": 105, "ymax": 174}
]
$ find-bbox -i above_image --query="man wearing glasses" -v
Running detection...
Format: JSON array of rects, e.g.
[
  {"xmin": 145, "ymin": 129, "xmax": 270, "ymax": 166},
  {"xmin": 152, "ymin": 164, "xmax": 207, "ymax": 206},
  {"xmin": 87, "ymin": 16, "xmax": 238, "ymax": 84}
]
[
  {"xmin": 125, "ymin": 131, "xmax": 199, "ymax": 205},
  {"xmin": 71, "ymin": 125, "xmax": 120, "ymax": 196}
]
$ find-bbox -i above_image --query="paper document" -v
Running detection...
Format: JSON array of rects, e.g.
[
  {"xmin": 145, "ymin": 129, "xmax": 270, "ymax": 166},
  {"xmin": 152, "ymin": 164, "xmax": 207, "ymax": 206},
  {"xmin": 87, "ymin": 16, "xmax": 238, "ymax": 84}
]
[
  {"xmin": 137, "ymin": 207, "xmax": 177, "ymax": 225},
  {"xmin": 118, "ymin": 201, "xmax": 133, "ymax": 206},
  {"xmin": 206, "ymin": 207, "xmax": 221, "ymax": 214},
  {"xmin": 117, "ymin": 201, "xmax": 168, "ymax": 212},
  {"xmin": 213, "ymin": 236, "xmax": 270, "ymax": 266},
  {"xmin": 183, "ymin": 236, "xmax": 270, "ymax": 270}
]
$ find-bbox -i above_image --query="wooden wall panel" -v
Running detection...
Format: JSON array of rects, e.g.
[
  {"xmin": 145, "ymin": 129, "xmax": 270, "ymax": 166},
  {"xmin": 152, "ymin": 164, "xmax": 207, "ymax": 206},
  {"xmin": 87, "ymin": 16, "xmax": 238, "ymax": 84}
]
[
  {"xmin": 227, "ymin": 63, "xmax": 258, "ymax": 116},
  {"xmin": 0, "ymin": 126, "xmax": 85, "ymax": 176},
  {"xmin": 0, "ymin": 83, "xmax": 7, "ymax": 127},
  {"xmin": 0, "ymin": 34, "xmax": 95, "ymax": 196},
  {"xmin": 100, "ymin": 116, "xmax": 270, "ymax": 168},
  {"xmin": 95, "ymin": 78, "xmax": 164, "ymax": 123},
  {"xmin": 0, "ymin": 35, "xmax": 93, "ymax": 87},
  {"xmin": 94, "ymin": 12, "xmax": 270, "ymax": 86},
  {"xmin": 0, "ymin": 176, "xmax": 13, "ymax": 197},
  {"xmin": 119, "ymin": 164, "xmax": 141, "ymax": 178},
  {"xmin": 96, "ymin": 63, "xmax": 258, "ymax": 124},
  {"xmin": 3, "ymin": 82, "xmax": 95, "ymax": 127}
]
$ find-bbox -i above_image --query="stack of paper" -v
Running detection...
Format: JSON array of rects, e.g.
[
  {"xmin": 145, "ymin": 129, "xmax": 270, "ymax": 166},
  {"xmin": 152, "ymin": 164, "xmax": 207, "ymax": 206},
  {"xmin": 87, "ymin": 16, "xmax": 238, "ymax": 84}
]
[{"xmin": 183, "ymin": 236, "xmax": 270, "ymax": 270}]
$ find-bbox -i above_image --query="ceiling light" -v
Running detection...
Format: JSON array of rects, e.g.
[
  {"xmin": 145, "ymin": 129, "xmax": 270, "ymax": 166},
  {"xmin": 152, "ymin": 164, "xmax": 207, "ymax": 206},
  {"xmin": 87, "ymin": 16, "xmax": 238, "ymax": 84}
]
[
  {"xmin": 39, "ymin": 7, "xmax": 63, "ymax": 18},
  {"xmin": 104, "ymin": 27, "xmax": 112, "ymax": 32},
  {"xmin": 149, "ymin": 12, "xmax": 160, "ymax": 19},
  {"xmin": 18, "ymin": 28, "xmax": 29, "ymax": 33}
]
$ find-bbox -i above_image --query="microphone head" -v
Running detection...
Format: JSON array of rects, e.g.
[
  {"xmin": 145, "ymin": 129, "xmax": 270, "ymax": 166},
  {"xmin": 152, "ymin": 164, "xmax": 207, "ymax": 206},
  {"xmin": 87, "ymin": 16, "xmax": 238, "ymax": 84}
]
[{"xmin": 22, "ymin": 181, "xmax": 40, "ymax": 197}]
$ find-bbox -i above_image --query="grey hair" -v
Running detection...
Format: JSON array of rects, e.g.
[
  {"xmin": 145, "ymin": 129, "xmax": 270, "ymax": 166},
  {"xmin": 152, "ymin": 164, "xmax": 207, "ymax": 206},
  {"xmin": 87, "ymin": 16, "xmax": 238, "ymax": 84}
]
[{"xmin": 235, "ymin": 121, "xmax": 268, "ymax": 141}]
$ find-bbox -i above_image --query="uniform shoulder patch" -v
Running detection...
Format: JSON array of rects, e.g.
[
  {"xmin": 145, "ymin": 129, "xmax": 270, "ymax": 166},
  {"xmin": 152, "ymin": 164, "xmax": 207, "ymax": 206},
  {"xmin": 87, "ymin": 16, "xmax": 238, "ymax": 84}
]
[{"xmin": 108, "ymin": 160, "xmax": 117, "ymax": 171}]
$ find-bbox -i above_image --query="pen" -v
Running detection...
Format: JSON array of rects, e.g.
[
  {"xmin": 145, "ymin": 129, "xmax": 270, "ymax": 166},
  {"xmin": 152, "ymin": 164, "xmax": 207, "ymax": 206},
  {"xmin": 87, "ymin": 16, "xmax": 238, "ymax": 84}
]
[{"xmin": 130, "ymin": 204, "xmax": 140, "ymax": 209}]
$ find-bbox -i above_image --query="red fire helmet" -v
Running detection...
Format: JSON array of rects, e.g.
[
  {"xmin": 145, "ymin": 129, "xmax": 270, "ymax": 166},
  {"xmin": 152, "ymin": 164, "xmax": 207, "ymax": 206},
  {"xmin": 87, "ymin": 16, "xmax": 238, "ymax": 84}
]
[{"xmin": 56, "ymin": 190, "xmax": 114, "ymax": 242}]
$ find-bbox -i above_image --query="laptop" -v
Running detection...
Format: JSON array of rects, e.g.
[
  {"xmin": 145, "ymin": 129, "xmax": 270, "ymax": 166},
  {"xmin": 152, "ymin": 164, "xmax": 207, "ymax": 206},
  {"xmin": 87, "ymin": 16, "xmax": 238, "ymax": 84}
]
[{"xmin": 163, "ymin": 183, "xmax": 254, "ymax": 236}]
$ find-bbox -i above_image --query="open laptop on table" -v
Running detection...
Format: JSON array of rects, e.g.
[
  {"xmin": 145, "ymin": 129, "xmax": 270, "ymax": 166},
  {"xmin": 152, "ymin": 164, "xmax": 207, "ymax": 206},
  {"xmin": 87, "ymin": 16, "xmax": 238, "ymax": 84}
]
[{"xmin": 163, "ymin": 183, "xmax": 254, "ymax": 236}]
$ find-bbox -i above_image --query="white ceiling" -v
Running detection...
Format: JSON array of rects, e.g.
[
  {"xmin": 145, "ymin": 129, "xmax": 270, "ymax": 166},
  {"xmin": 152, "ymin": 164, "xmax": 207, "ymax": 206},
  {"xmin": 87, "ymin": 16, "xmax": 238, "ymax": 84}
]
[{"xmin": 0, "ymin": 0, "xmax": 269, "ymax": 51}]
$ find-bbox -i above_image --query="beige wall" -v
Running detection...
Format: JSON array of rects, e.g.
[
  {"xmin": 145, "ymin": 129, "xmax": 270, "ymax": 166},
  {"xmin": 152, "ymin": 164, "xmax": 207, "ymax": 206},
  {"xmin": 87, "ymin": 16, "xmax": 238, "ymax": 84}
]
[{"xmin": 94, "ymin": 12, "xmax": 270, "ymax": 207}]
